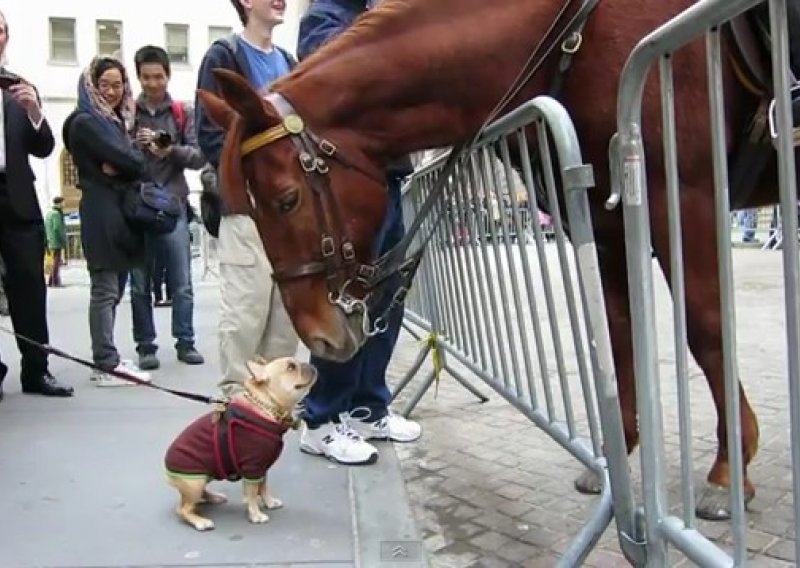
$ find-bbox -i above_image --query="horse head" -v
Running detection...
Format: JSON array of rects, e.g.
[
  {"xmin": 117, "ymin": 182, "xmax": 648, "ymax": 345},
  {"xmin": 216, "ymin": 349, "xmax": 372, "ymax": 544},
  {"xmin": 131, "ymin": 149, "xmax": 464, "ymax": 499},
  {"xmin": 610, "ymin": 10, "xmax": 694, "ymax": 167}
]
[{"xmin": 197, "ymin": 69, "xmax": 390, "ymax": 362}]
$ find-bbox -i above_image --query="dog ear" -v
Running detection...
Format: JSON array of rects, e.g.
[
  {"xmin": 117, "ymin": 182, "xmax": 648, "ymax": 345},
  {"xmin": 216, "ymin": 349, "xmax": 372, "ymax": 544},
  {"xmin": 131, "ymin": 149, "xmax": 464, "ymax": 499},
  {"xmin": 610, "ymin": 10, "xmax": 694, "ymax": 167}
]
[{"xmin": 246, "ymin": 360, "xmax": 270, "ymax": 384}]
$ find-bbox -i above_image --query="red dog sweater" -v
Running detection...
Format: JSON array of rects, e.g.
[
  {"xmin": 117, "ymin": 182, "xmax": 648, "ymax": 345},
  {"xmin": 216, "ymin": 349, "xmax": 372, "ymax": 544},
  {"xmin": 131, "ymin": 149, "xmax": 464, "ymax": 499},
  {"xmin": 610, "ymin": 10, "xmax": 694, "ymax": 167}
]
[{"xmin": 165, "ymin": 402, "xmax": 290, "ymax": 482}]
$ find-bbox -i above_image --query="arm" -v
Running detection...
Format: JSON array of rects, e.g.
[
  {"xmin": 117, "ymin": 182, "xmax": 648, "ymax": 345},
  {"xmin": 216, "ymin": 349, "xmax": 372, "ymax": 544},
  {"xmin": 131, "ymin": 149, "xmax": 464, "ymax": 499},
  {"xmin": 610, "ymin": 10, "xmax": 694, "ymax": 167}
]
[
  {"xmin": 297, "ymin": 1, "xmax": 366, "ymax": 60},
  {"xmin": 25, "ymin": 117, "xmax": 55, "ymax": 159},
  {"xmin": 169, "ymin": 103, "xmax": 206, "ymax": 170},
  {"xmin": 6, "ymin": 82, "xmax": 55, "ymax": 158},
  {"xmin": 71, "ymin": 114, "xmax": 145, "ymax": 181},
  {"xmin": 195, "ymin": 46, "xmax": 230, "ymax": 168}
]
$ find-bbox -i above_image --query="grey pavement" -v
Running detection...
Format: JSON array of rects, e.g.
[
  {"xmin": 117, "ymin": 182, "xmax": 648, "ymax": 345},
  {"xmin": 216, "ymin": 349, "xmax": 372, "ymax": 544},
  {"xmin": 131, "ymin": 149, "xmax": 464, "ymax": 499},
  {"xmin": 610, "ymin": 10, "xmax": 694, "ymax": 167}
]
[
  {"xmin": 3, "ymin": 245, "xmax": 795, "ymax": 567},
  {"xmin": 386, "ymin": 246, "xmax": 798, "ymax": 567},
  {"xmin": 0, "ymin": 261, "xmax": 426, "ymax": 568}
]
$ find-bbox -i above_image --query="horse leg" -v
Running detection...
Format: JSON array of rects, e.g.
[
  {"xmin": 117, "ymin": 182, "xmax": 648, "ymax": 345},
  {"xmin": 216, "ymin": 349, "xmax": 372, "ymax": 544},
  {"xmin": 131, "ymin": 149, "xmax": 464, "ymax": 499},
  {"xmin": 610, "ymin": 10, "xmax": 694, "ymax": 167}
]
[
  {"xmin": 650, "ymin": 191, "xmax": 759, "ymax": 521},
  {"xmin": 575, "ymin": 232, "xmax": 640, "ymax": 494}
]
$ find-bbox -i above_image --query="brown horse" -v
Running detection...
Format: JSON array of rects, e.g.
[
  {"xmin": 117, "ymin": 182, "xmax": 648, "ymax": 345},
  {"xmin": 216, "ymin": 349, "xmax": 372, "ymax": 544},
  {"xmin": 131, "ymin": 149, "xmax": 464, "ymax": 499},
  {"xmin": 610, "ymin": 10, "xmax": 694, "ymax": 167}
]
[{"xmin": 197, "ymin": 0, "xmax": 770, "ymax": 520}]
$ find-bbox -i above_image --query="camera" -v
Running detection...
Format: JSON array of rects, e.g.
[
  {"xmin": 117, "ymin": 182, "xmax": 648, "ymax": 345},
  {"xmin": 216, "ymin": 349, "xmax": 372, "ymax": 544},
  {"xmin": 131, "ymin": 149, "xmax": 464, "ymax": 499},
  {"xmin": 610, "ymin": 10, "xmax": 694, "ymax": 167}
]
[
  {"xmin": 0, "ymin": 70, "xmax": 23, "ymax": 90},
  {"xmin": 152, "ymin": 130, "xmax": 173, "ymax": 148}
]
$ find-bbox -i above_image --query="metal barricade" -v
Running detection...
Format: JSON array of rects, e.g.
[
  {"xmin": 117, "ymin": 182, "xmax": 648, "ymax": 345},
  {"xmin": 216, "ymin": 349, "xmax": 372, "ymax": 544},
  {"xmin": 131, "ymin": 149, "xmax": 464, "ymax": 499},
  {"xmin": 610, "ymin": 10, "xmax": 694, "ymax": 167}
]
[
  {"xmin": 611, "ymin": 0, "xmax": 799, "ymax": 564},
  {"xmin": 396, "ymin": 97, "xmax": 643, "ymax": 566}
]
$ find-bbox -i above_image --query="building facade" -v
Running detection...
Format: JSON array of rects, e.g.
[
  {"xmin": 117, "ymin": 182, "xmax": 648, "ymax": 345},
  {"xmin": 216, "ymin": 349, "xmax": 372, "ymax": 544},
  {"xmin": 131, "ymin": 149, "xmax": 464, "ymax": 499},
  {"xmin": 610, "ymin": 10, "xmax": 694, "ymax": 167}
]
[{"xmin": 3, "ymin": 0, "xmax": 310, "ymax": 213}]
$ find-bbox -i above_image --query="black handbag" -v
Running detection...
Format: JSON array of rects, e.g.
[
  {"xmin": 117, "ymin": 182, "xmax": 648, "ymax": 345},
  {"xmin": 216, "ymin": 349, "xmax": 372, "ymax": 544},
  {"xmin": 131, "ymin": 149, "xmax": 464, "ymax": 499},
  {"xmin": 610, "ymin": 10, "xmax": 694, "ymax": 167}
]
[{"xmin": 123, "ymin": 181, "xmax": 182, "ymax": 235}]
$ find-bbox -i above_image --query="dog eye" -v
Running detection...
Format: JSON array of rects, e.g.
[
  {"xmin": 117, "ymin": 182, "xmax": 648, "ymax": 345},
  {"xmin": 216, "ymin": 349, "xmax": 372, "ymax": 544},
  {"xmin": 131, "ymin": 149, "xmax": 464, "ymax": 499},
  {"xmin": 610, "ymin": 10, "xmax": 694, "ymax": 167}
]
[{"xmin": 286, "ymin": 361, "xmax": 297, "ymax": 372}]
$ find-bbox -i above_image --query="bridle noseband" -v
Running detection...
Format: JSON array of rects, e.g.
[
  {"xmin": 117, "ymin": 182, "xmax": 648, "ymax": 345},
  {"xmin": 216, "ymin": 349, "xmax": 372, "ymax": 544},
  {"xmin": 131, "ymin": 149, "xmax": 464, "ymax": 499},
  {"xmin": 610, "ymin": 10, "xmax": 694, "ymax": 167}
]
[{"xmin": 238, "ymin": 93, "xmax": 411, "ymax": 337}]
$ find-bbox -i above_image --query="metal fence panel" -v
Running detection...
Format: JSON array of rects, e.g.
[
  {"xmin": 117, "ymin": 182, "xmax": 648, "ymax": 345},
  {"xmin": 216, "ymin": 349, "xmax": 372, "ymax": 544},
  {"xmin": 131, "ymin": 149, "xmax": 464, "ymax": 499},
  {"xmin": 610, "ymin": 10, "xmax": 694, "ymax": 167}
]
[
  {"xmin": 611, "ymin": 0, "xmax": 799, "ymax": 564},
  {"xmin": 398, "ymin": 96, "xmax": 643, "ymax": 566}
]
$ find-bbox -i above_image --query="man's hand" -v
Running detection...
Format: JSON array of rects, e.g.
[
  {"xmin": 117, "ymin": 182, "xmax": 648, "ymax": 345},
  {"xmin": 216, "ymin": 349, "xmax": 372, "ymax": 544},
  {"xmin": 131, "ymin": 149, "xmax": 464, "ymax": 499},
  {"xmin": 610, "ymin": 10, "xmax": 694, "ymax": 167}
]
[
  {"xmin": 8, "ymin": 82, "xmax": 43, "ymax": 124},
  {"xmin": 136, "ymin": 128, "xmax": 155, "ymax": 148}
]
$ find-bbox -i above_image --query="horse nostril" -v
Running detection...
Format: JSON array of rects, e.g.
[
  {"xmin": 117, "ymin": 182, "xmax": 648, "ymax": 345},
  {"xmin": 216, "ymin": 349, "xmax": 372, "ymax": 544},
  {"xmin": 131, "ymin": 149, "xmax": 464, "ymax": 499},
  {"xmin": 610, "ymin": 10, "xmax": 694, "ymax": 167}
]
[{"xmin": 308, "ymin": 335, "xmax": 341, "ymax": 356}]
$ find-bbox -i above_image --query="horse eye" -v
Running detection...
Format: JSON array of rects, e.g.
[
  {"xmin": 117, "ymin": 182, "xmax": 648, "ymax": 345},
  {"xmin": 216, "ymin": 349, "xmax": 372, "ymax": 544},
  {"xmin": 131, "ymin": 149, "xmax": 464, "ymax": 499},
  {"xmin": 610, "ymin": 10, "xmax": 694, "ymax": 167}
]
[{"xmin": 274, "ymin": 190, "xmax": 300, "ymax": 214}]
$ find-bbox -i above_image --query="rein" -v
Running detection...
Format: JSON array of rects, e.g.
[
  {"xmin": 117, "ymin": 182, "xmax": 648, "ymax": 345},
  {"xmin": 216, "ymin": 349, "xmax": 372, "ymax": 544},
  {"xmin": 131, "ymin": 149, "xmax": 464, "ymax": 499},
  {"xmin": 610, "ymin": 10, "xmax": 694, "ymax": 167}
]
[{"xmin": 236, "ymin": 0, "xmax": 601, "ymax": 333}]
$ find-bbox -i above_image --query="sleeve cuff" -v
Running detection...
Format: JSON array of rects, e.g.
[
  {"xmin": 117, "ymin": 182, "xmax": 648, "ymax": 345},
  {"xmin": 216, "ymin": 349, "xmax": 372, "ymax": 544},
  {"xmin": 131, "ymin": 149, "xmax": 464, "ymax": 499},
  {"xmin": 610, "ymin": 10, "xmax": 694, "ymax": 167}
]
[{"xmin": 29, "ymin": 114, "xmax": 45, "ymax": 130}]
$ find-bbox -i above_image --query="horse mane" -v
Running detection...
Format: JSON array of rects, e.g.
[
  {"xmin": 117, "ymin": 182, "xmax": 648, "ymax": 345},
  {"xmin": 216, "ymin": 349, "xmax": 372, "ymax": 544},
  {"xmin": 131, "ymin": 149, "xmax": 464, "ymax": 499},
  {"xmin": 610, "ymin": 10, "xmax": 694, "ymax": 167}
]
[{"xmin": 272, "ymin": 0, "xmax": 412, "ymax": 90}]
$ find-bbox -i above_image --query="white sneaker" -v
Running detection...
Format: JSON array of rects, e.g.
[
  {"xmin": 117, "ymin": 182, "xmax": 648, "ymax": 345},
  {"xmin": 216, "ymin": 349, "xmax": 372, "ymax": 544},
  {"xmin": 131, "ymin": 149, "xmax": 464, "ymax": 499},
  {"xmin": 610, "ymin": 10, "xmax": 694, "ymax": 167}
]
[
  {"xmin": 299, "ymin": 417, "xmax": 379, "ymax": 465},
  {"xmin": 346, "ymin": 408, "xmax": 422, "ymax": 443},
  {"xmin": 91, "ymin": 360, "xmax": 152, "ymax": 387}
]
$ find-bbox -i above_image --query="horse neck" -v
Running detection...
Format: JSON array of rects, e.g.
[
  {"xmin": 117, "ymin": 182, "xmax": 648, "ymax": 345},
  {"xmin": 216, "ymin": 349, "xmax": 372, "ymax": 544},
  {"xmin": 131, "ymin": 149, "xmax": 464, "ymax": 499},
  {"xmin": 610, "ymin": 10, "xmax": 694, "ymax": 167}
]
[{"xmin": 277, "ymin": 1, "xmax": 558, "ymax": 163}]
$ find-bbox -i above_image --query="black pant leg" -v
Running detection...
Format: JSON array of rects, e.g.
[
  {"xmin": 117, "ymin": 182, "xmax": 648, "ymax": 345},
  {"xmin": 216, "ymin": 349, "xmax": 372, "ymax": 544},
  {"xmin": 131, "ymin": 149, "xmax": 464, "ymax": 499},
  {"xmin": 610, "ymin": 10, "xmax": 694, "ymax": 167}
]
[{"xmin": 0, "ymin": 203, "xmax": 49, "ymax": 380}]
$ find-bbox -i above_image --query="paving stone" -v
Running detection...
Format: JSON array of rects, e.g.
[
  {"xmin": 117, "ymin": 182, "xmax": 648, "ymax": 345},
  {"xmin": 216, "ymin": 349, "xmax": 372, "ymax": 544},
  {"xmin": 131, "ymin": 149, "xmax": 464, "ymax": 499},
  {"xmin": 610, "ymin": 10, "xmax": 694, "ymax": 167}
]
[{"xmin": 390, "ymin": 248, "xmax": 797, "ymax": 566}]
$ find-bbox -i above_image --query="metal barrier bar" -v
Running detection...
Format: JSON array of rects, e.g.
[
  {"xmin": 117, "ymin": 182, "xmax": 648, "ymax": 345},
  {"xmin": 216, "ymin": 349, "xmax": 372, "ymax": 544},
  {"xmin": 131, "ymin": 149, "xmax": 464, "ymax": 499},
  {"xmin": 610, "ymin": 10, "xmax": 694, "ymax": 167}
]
[
  {"xmin": 706, "ymin": 25, "xmax": 747, "ymax": 564},
  {"xmin": 613, "ymin": 0, "xmax": 797, "ymax": 563},
  {"xmin": 659, "ymin": 53, "xmax": 697, "ymax": 531},
  {"xmin": 397, "ymin": 96, "xmax": 643, "ymax": 565},
  {"xmin": 768, "ymin": 1, "xmax": 800, "ymax": 566}
]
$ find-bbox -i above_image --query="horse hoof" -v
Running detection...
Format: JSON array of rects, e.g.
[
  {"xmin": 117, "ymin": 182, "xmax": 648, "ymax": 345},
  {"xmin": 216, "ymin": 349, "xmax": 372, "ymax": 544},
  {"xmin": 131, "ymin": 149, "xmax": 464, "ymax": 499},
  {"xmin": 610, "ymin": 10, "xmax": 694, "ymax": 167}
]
[
  {"xmin": 695, "ymin": 483, "xmax": 755, "ymax": 521},
  {"xmin": 574, "ymin": 469, "xmax": 602, "ymax": 495}
]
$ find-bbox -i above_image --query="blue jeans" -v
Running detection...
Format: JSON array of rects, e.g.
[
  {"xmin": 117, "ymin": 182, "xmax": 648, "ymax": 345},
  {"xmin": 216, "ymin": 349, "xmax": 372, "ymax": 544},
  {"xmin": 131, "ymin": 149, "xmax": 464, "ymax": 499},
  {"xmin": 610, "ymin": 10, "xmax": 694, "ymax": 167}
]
[
  {"xmin": 130, "ymin": 211, "xmax": 195, "ymax": 354},
  {"xmin": 303, "ymin": 175, "xmax": 406, "ymax": 427}
]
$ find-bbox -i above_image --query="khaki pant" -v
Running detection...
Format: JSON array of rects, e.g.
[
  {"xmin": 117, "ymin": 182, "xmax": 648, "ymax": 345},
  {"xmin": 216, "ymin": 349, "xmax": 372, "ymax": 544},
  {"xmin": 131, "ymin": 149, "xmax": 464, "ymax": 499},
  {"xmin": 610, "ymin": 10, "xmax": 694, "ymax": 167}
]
[{"xmin": 217, "ymin": 214, "xmax": 299, "ymax": 396}]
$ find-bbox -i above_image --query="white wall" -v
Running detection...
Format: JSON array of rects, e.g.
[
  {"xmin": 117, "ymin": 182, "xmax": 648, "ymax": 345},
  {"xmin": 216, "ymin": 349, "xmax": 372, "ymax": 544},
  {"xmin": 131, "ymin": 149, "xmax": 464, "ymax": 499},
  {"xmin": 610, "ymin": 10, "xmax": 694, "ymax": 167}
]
[{"xmin": 2, "ymin": 0, "xmax": 309, "ymax": 210}]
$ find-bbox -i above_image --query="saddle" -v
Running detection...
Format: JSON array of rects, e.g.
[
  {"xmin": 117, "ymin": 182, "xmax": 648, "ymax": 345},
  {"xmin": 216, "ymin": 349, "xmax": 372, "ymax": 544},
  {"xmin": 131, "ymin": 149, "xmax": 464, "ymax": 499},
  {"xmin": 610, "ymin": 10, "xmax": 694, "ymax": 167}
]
[{"xmin": 723, "ymin": 3, "xmax": 800, "ymax": 207}]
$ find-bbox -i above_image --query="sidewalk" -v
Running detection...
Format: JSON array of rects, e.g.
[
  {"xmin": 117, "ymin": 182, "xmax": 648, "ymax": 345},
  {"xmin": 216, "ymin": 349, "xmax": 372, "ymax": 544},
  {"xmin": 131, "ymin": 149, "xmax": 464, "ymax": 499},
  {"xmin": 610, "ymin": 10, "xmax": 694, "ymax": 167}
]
[{"xmin": 0, "ymin": 262, "xmax": 426, "ymax": 568}]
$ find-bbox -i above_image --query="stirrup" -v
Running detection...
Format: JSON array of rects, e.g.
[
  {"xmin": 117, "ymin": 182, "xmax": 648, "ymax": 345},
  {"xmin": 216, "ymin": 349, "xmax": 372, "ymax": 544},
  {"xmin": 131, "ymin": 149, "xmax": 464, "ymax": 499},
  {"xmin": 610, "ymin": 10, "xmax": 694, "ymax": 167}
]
[{"xmin": 768, "ymin": 82, "xmax": 800, "ymax": 147}]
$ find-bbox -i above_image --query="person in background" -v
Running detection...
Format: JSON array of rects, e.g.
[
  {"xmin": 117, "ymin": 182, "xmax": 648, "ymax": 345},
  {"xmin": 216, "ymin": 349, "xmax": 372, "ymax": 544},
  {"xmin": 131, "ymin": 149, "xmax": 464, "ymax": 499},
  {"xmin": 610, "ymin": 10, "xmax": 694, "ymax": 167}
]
[
  {"xmin": 62, "ymin": 56, "xmax": 152, "ymax": 387},
  {"xmin": 195, "ymin": 0, "xmax": 299, "ymax": 395},
  {"xmin": 128, "ymin": 45, "xmax": 206, "ymax": 370},
  {"xmin": 295, "ymin": 0, "xmax": 421, "ymax": 466},
  {"xmin": 45, "ymin": 196, "xmax": 67, "ymax": 287},
  {"xmin": 0, "ymin": 9, "xmax": 73, "ymax": 400}
]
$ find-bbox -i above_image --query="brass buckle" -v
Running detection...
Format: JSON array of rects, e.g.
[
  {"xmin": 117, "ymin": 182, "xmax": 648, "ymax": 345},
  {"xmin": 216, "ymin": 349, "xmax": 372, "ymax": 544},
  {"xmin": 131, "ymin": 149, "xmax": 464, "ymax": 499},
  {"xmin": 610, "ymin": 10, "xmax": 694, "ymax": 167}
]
[
  {"xmin": 561, "ymin": 32, "xmax": 583, "ymax": 54},
  {"xmin": 319, "ymin": 139, "xmax": 337, "ymax": 156},
  {"xmin": 321, "ymin": 236, "xmax": 335, "ymax": 257},
  {"xmin": 299, "ymin": 152, "xmax": 316, "ymax": 173}
]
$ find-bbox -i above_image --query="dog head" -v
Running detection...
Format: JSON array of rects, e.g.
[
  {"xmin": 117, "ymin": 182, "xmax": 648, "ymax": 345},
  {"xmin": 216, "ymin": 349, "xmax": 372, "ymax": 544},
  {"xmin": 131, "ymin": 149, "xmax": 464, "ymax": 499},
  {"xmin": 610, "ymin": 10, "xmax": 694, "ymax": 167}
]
[{"xmin": 243, "ymin": 356, "xmax": 317, "ymax": 416}]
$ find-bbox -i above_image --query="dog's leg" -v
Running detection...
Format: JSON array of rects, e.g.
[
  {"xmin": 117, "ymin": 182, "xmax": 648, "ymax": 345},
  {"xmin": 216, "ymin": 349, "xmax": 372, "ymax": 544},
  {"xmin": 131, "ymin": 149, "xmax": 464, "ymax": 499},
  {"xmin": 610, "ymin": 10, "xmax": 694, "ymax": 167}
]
[
  {"xmin": 201, "ymin": 487, "xmax": 228, "ymax": 505},
  {"xmin": 259, "ymin": 477, "xmax": 282, "ymax": 509},
  {"xmin": 169, "ymin": 476, "xmax": 215, "ymax": 531},
  {"xmin": 243, "ymin": 479, "xmax": 269, "ymax": 523}
]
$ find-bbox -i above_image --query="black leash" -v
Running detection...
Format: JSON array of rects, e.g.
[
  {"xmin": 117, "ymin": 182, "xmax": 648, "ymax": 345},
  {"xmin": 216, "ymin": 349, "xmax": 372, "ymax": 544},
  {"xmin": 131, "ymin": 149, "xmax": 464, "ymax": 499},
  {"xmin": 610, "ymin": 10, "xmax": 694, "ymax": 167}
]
[{"xmin": 0, "ymin": 326, "xmax": 226, "ymax": 405}]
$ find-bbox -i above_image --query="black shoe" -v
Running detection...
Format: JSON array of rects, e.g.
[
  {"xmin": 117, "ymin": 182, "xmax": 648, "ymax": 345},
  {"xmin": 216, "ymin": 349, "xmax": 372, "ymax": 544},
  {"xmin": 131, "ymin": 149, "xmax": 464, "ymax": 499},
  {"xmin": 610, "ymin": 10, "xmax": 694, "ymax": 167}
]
[
  {"xmin": 0, "ymin": 362, "xmax": 7, "ymax": 403},
  {"xmin": 21, "ymin": 371, "xmax": 74, "ymax": 397},
  {"xmin": 177, "ymin": 345, "xmax": 204, "ymax": 365},
  {"xmin": 138, "ymin": 352, "xmax": 160, "ymax": 370}
]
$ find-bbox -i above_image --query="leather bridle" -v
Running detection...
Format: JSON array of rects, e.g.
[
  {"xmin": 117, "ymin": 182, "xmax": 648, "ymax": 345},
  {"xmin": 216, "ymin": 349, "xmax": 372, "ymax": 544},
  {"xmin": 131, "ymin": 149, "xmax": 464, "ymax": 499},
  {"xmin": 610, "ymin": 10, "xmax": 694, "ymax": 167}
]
[
  {"xmin": 235, "ymin": 0, "xmax": 601, "ymax": 337},
  {"xmin": 239, "ymin": 93, "xmax": 416, "ymax": 336}
]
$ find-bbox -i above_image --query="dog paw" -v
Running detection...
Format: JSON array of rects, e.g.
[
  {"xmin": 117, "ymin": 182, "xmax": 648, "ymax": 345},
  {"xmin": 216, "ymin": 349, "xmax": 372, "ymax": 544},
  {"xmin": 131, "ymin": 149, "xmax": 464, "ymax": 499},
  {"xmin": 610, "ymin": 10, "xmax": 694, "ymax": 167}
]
[
  {"xmin": 263, "ymin": 495, "xmax": 283, "ymax": 509},
  {"xmin": 192, "ymin": 518, "xmax": 215, "ymax": 531},
  {"xmin": 248, "ymin": 511, "xmax": 270, "ymax": 524}
]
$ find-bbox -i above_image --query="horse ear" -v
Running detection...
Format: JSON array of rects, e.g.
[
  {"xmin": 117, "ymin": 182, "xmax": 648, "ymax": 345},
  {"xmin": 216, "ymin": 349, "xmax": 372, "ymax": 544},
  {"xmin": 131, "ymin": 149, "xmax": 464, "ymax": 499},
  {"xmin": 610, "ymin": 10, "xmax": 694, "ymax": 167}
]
[
  {"xmin": 211, "ymin": 68, "xmax": 275, "ymax": 128},
  {"xmin": 196, "ymin": 89, "xmax": 237, "ymax": 130}
]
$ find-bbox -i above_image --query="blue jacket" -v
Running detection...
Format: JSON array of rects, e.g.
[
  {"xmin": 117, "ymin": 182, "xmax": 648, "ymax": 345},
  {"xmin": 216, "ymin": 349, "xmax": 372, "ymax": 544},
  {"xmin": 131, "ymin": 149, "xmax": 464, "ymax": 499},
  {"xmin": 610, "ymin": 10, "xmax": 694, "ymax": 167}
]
[
  {"xmin": 298, "ymin": 0, "xmax": 413, "ymax": 176},
  {"xmin": 298, "ymin": 0, "xmax": 370, "ymax": 60},
  {"xmin": 195, "ymin": 36, "xmax": 297, "ymax": 169}
]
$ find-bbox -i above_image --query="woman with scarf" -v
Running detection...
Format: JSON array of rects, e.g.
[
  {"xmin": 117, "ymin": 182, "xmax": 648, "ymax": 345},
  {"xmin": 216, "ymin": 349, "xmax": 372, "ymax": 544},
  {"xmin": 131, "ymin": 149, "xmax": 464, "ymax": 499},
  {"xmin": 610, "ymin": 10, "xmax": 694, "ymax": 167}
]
[{"xmin": 62, "ymin": 57, "xmax": 152, "ymax": 387}]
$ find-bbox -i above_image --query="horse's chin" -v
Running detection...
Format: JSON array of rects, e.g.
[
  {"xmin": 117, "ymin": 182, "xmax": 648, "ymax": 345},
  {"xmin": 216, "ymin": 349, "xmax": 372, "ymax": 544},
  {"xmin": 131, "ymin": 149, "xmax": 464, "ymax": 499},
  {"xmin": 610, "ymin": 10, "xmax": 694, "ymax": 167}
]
[{"xmin": 303, "ymin": 310, "xmax": 367, "ymax": 363}]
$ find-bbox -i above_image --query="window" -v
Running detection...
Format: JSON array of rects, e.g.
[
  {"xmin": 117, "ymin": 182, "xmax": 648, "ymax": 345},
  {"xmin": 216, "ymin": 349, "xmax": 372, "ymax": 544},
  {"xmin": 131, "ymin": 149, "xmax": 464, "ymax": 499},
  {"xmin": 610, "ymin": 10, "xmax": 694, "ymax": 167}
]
[
  {"xmin": 165, "ymin": 24, "xmax": 190, "ymax": 64},
  {"xmin": 49, "ymin": 18, "xmax": 76, "ymax": 63},
  {"xmin": 61, "ymin": 149, "xmax": 78, "ymax": 195},
  {"xmin": 96, "ymin": 20, "xmax": 123, "ymax": 58},
  {"xmin": 208, "ymin": 26, "xmax": 232, "ymax": 45}
]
